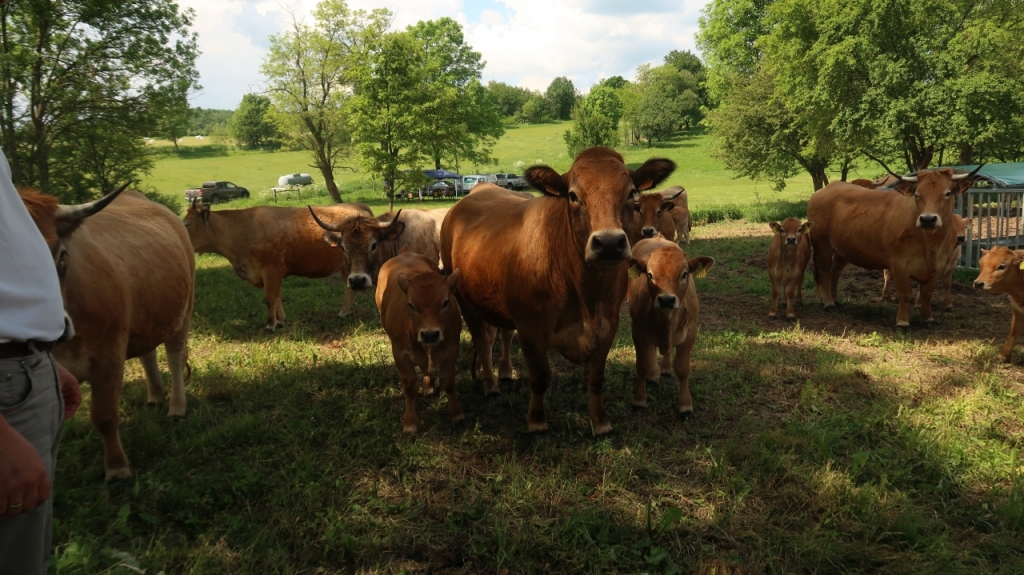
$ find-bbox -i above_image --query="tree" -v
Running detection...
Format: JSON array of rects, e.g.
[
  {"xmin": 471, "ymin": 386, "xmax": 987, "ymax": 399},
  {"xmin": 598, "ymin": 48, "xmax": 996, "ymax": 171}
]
[
  {"xmin": 0, "ymin": 0, "xmax": 199, "ymax": 200},
  {"xmin": 407, "ymin": 18, "xmax": 503, "ymax": 171},
  {"xmin": 263, "ymin": 0, "xmax": 386, "ymax": 203},
  {"xmin": 348, "ymin": 30, "xmax": 429, "ymax": 211},
  {"xmin": 545, "ymin": 77, "xmax": 578, "ymax": 120},
  {"xmin": 664, "ymin": 49, "xmax": 712, "ymax": 112},
  {"xmin": 189, "ymin": 108, "xmax": 234, "ymax": 135},
  {"xmin": 486, "ymin": 81, "xmax": 532, "ymax": 118},
  {"xmin": 585, "ymin": 86, "xmax": 624, "ymax": 127},
  {"xmin": 564, "ymin": 98, "xmax": 617, "ymax": 158},
  {"xmin": 152, "ymin": 84, "xmax": 193, "ymax": 152},
  {"xmin": 517, "ymin": 94, "xmax": 553, "ymax": 124},
  {"xmin": 595, "ymin": 76, "xmax": 628, "ymax": 90},
  {"xmin": 232, "ymin": 94, "xmax": 279, "ymax": 150}
]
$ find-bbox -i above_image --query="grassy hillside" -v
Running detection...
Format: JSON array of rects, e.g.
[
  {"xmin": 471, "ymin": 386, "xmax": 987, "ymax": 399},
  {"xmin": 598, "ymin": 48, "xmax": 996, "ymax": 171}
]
[{"xmin": 140, "ymin": 123, "xmax": 828, "ymax": 213}]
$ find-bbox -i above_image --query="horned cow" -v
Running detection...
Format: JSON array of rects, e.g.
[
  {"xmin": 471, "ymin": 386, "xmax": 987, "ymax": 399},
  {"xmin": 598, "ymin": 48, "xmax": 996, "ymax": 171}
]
[
  {"xmin": 21, "ymin": 185, "xmax": 194, "ymax": 480},
  {"xmin": 441, "ymin": 146, "xmax": 676, "ymax": 434}
]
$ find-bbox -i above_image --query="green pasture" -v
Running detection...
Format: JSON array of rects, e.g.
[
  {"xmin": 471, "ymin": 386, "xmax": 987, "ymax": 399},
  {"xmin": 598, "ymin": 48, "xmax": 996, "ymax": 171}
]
[
  {"xmin": 48, "ymin": 127, "xmax": 1024, "ymax": 573},
  {"xmin": 140, "ymin": 123, "xmax": 834, "ymax": 215}
]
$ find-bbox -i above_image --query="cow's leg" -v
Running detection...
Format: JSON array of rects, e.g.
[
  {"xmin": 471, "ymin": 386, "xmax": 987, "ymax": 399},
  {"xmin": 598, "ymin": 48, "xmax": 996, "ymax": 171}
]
[
  {"xmin": 440, "ymin": 351, "xmax": 464, "ymax": 425},
  {"xmin": 892, "ymin": 269, "xmax": 914, "ymax": 328},
  {"xmin": 784, "ymin": 273, "xmax": 799, "ymax": 320},
  {"xmin": 998, "ymin": 307, "xmax": 1024, "ymax": 361},
  {"xmin": 658, "ymin": 348, "xmax": 673, "ymax": 378},
  {"xmin": 941, "ymin": 268, "xmax": 954, "ymax": 311},
  {"xmin": 338, "ymin": 285, "xmax": 355, "ymax": 318},
  {"xmin": 812, "ymin": 240, "xmax": 836, "ymax": 308},
  {"xmin": 165, "ymin": 321, "xmax": 190, "ymax": 418},
  {"xmin": 583, "ymin": 331, "xmax": 616, "ymax": 435},
  {"xmin": 520, "ymin": 338, "xmax": 551, "ymax": 432},
  {"xmin": 460, "ymin": 301, "xmax": 500, "ymax": 396},
  {"xmin": 497, "ymin": 328, "xmax": 515, "ymax": 383},
  {"xmin": 917, "ymin": 277, "xmax": 937, "ymax": 324},
  {"xmin": 90, "ymin": 359, "xmax": 131, "ymax": 480},
  {"xmin": 882, "ymin": 269, "xmax": 892, "ymax": 300},
  {"xmin": 474, "ymin": 324, "xmax": 496, "ymax": 375},
  {"xmin": 633, "ymin": 343, "xmax": 657, "ymax": 408},
  {"xmin": 829, "ymin": 256, "xmax": 847, "ymax": 304},
  {"xmin": 396, "ymin": 355, "xmax": 420, "ymax": 433},
  {"xmin": 675, "ymin": 328, "xmax": 697, "ymax": 419},
  {"xmin": 768, "ymin": 270, "xmax": 781, "ymax": 319},
  {"xmin": 140, "ymin": 349, "xmax": 164, "ymax": 405},
  {"xmin": 262, "ymin": 273, "xmax": 284, "ymax": 332}
]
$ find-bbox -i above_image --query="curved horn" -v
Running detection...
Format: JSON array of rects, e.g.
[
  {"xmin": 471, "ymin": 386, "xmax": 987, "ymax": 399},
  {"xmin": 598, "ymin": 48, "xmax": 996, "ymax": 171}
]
[
  {"xmin": 952, "ymin": 163, "xmax": 985, "ymax": 180},
  {"xmin": 308, "ymin": 206, "xmax": 342, "ymax": 232},
  {"xmin": 54, "ymin": 181, "xmax": 130, "ymax": 221},
  {"xmin": 664, "ymin": 188, "xmax": 684, "ymax": 200},
  {"xmin": 864, "ymin": 152, "xmax": 916, "ymax": 183},
  {"xmin": 379, "ymin": 209, "xmax": 402, "ymax": 229}
]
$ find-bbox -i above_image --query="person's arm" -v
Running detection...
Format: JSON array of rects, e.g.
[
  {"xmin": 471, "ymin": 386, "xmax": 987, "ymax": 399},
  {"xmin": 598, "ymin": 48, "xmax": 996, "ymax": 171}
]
[{"xmin": 0, "ymin": 416, "xmax": 50, "ymax": 519}]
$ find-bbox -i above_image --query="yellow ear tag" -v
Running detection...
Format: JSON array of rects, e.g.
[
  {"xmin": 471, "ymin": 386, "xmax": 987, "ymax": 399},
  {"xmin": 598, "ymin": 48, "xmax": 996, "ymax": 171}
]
[
  {"xmin": 693, "ymin": 264, "xmax": 708, "ymax": 279},
  {"xmin": 1018, "ymin": 261, "xmax": 1024, "ymax": 270}
]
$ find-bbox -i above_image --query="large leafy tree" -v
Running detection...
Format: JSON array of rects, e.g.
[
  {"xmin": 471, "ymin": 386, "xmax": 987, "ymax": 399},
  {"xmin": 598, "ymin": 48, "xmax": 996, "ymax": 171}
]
[
  {"xmin": 407, "ymin": 18, "xmax": 503, "ymax": 172},
  {"xmin": 232, "ymin": 93, "xmax": 279, "ymax": 150},
  {"xmin": 263, "ymin": 0, "xmax": 387, "ymax": 203},
  {"xmin": 563, "ymin": 96, "xmax": 618, "ymax": 158},
  {"xmin": 486, "ymin": 81, "xmax": 532, "ymax": 118},
  {"xmin": 348, "ymin": 30, "xmax": 429, "ymax": 211},
  {"xmin": 0, "ymin": 0, "xmax": 199, "ymax": 200},
  {"xmin": 545, "ymin": 76, "xmax": 578, "ymax": 121}
]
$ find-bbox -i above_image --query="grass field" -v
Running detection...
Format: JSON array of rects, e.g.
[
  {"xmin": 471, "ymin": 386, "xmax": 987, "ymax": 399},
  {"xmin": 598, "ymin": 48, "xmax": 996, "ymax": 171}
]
[{"xmin": 48, "ymin": 128, "xmax": 1024, "ymax": 574}]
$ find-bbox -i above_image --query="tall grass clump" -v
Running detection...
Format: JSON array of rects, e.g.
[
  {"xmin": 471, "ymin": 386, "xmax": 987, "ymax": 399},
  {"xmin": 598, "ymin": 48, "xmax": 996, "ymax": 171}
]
[{"xmin": 743, "ymin": 200, "xmax": 808, "ymax": 223}]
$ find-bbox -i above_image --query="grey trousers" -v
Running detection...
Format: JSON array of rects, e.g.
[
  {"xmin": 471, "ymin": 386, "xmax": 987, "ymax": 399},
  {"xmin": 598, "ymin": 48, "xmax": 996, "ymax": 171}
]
[{"xmin": 0, "ymin": 351, "xmax": 64, "ymax": 575}]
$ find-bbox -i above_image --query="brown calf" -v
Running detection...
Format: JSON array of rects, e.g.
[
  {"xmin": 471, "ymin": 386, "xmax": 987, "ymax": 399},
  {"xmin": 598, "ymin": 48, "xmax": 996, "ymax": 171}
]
[
  {"xmin": 661, "ymin": 186, "xmax": 691, "ymax": 244},
  {"xmin": 625, "ymin": 189, "xmax": 678, "ymax": 246},
  {"xmin": 767, "ymin": 218, "xmax": 813, "ymax": 320},
  {"xmin": 628, "ymin": 237, "xmax": 714, "ymax": 417},
  {"xmin": 442, "ymin": 147, "xmax": 676, "ymax": 434},
  {"xmin": 184, "ymin": 201, "xmax": 370, "ymax": 330},
  {"xmin": 882, "ymin": 215, "xmax": 971, "ymax": 311},
  {"xmin": 22, "ymin": 187, "xmax": 194, "ymax": 480},
  {"xmin": 376, "ymin": 249, "xmax": 463, "ymax": 433},
  {"xmin": 973, "ymin": 247, "xmax": 1024, "ymax": 361}
]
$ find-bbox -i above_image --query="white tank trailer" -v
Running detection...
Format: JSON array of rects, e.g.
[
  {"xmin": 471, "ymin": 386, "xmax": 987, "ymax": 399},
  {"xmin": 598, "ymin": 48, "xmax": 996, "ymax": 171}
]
[{"xmin": 277, "ymin": 173, "xmax": 313, "ymax": 187}]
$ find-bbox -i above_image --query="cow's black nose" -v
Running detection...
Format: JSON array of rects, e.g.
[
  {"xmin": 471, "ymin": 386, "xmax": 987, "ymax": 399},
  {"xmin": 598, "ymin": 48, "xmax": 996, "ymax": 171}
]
[
  {"xmin": 656, "ymin": 294, "xmax": 678, "ymax": 309},
  {"xmin": 957, "ymin": 236, "xmax": 966, "ymax": 245},
  {"xmin": 642, "ymin": 227, "xmax": 656, "ymax": 238},
  {"xmin": 919, "ymin": 215, "xmax": 938, "ymax": 227},
  {"xmin": 348, "ymin": 275, "xmax": 368, "ymax": 289},
  {"xmin": 590, "ymin": 231, "xmax": 629, "ymax": 259},
  {"xmin": 420, "ymin": 329, "xmax": 441, "ymax": 344},
  {"xmin": 786, "ymin": 237, "xmax": 797, "ymax": 244},
  {"xmin": 973, "ymin": 281, "xmax": 985, "ymax": 289}
]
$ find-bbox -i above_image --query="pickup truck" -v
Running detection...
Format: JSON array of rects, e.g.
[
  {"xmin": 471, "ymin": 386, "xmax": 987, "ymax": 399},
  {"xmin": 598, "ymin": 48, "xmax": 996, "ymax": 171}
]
[
  {"xmin": 184, "ymin": 181, "xmax": 250, "ymax": 204},
  {"xmin": 502, "ymin": 173, "xmax": 528, "ymax": 191}
]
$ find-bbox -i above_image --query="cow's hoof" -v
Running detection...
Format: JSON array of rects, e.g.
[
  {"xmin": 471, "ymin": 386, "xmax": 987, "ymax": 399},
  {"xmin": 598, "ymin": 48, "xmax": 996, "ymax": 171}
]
[
  {"xmin": 645, "ymin": 378, "xmax": 660, "ymax": 389},
  {"xmin": 263, "ymin": 326, "xmax": 275, "ymax": 334},
  {"xmin": 786, "ymin": 316, "xmax": 797, "ymax": 323},
  {"xmin": 768, "ymin": 313, "xmax": 777, "ymax": 320},
  {"xmin": 678, "ymin": 409, "xmax": 696, "ymax": 421},
  {"xmin": 660, "ymin": 372, "xmax": 674, "ymax": 380},
  {"xmin": 499, "ymin": 376, "xmax": 514, "ymax": 387},
  {"xmin": 896, "ymin": 324, "xmax": 910, "ymax": 334},
  {"xmin": 824, "ymin": 305, "xmax": 838, "ymax": 313},
  {"xmin": 632, "ymin": 401, "xmax": 648, "ymax": 411},
  {"xmin": 147, "ymin": 397, "xmax": 161, "ymax": 406},
  {"xmin": 450, "ymin": 414, "xmax": 466, "ymax": 426},
  {"xmin": 275, "ymin": 322, "xmax": 285, "ymax": 330},
  {"xmin": 104, "ymin": 467, "xmax": 133, "ymax": 481},
  {"xmin": 167, "ymin": 406, "xmax": 186, "ymax": 418},
  {"xmin": 527, "ymin": 421, "xmax": 549, "ymax": 433},
  {"xmin": 485, "ymin": 389, "xmax": 501, "ymax": 399},
  {"xmin": 337, "ymin": 312, "xmax": 350, "ymax": 319},
  {"xmin": 402, "ymin": 424, "xmax": 417, "ymax": 434},
  {"xmin": 944, "ymin": 305, "xmax": 954, "ymax": 313},
  {"xmin": 593, "ymin": 421, "xmax": 613, "ymax": 436}
]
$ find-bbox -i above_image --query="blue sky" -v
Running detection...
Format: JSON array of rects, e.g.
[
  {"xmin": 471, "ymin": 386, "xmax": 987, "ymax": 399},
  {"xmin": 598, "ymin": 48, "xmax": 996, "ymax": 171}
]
[{"xmin": 179, "ymin": 0, "xmax": 708, "ymax": 110}]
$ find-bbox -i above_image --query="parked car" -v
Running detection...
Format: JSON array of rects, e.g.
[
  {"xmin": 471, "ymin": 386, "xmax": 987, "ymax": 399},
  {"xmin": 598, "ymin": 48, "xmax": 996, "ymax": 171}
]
[
  {"xmin": 462, "ymin": 175, "xmax": 486, "ymax": 192},
  {"xmin": 503, "ymin": 173, "xmax": 528, "ymax": 191},
  {"xmin": 478, "ymin": 173, "xmax": 512, "ymax": 189},
  {"xmin": 429, "ymin": 180, "xmax": 457, "ymax": 198},
  {"xmin": 184, "ymin": 181, "xmax": 250, "ymax": 204}
]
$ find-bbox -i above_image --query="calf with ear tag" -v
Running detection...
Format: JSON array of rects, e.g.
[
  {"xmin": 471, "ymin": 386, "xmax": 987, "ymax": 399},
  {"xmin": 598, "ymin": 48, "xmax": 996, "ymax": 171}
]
[{"xmin": 627, "ymin": 237, "xmax": 715, "ymax": 419}]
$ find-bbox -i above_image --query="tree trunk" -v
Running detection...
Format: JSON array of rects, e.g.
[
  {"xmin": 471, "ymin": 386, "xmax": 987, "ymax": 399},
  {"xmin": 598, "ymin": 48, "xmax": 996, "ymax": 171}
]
[
  {"xmin": 959, "ymin": 143, "xmax": 973, "ymax": 166},
  {"xmin": 385, "ymin": 178, "xmax": 394, "ymax": 212},
  {"xmin": 811, "ymin": 170, "xmax": 828, "ymax": 191},
  {"xmin": 172, "ymin": 138, "xmax": 179, "ymax": 152},
  {"xmin": 840, "ymin": 156, "xmax": 852, "ymax": 182},
  {"xmin": 905, "ymin": 136, "xmax": 934, "ymax": 171}
]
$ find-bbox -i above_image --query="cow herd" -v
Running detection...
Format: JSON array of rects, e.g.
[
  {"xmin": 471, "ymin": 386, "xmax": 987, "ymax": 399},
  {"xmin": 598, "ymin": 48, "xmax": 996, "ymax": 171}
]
[{"xmin": 17, "ymin": 146, "xmax": 1024, "ymax": 481}]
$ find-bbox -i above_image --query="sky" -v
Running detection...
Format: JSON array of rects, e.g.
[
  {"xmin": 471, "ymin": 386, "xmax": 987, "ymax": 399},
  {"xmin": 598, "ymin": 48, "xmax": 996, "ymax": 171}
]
[{"xmin": 179, "ymin": 0, "xmax": 709, "ymax": 110}]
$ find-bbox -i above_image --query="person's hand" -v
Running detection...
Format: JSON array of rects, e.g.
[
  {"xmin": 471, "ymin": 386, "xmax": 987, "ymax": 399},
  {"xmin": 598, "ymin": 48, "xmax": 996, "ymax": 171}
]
[
  {"xmin": 0, "ymin": 421, "xmax": 50, "ymax": 519},
  {"xmin": 57, "ymin": 362, "xmax": 80, "ymax": 420}
]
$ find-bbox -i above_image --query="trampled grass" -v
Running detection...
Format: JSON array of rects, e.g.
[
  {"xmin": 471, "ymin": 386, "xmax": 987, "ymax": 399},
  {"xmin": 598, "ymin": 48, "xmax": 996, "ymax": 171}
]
[{"xmin": 51, "ymin": 214, "xmax": 1024, "ymax": 574}]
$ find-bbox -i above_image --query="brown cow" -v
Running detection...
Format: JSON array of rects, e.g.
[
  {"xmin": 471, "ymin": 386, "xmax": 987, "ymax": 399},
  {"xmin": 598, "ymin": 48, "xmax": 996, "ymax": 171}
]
[
  {"xmin": 625, "ymin": 190, "xmax": 678, "ymax": 246},
  {"xmin": 767, "ymin": 218, "xmax": 813, "ymax": 320},
  {"xmin": 21, "ymin": 186, "xmax": 194, "ymax": 480},
  {"xmin": 441, "ymin": 146, "xmax": 675, "ymax": 434},
  {"xmin": 184, "ymin": 201, "xmax": 370, "ymax": 331},
  {"xmin": 882, "ymin": 214, "xmax": 971, "ymax": 311},
  {"xmin": 628, "ymin": 237, "xmax": 714, "ymax": 416},
  {"xmin": 309, "ymin": 207, "xmax": 440, "ymax": 292},
  {"xmin": 973, "ymin": 247, "xmax": 1024, "ymax": 361},
  {"xmin": 661, "ymin": 186, "xmax": 691, "ymax": 244},
  {"xmin": 808, "ymin": 166, "xmax": 982, "ymax": 329},
  {"xmin": 376, "ymin": 248, "xmax": 463, "ymax": 433}
]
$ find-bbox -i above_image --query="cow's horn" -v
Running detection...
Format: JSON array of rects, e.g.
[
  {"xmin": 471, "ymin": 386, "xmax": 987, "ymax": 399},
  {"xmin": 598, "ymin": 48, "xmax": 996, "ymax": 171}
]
[
  {"xmin": 54, "ymin": 181, "xmax": 130, "ymax": 221},
  {"xmin": 308, "ymin": 206, "xmax": 342, "ymax": 231},
  {"xmin": 865, "ymin": 152, "xmax": 916, "ymax": 183},
  {"xmin": 664, "ymin": 188, "xmax": 684, "ymax": 200},
  {"xmin": 379, "ymin": 209, "xmax": 402, "ymax": 228},
  {"xmin": 952, "ymin": 163, "xmax": 985, "ymax": 180}
]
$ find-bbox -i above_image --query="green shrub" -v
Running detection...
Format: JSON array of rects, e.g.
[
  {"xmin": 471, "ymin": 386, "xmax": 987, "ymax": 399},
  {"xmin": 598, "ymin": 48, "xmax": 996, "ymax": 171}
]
[
  {"xmin": 690, "ymin": 204, "xmax": 744, "ymax": 226},
  {"xmin": 743, "ymin": 200, "xmax": 808, "ymax": 223},
  {"xmin": 141, "ymin": 187, "xmax": 184, "ymax": 215}
]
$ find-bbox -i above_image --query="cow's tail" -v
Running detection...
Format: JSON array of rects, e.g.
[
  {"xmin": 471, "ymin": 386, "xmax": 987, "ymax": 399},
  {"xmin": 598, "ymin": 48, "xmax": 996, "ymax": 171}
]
[{"xmin": 184, "ymin": 355, "xmax": 193, "ymax": 383}]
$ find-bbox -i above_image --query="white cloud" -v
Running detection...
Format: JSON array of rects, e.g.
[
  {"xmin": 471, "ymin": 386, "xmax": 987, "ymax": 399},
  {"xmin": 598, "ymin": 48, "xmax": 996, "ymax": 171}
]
[{"xmin": 179, "ymin": 0, "xmax": 707, "ymax": 109}]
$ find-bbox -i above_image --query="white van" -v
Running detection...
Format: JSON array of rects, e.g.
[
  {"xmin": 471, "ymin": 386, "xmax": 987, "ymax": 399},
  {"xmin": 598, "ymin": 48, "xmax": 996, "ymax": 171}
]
[{"xmin": 462, "ymin": 175, "xmax": 486, "ymax": 192}]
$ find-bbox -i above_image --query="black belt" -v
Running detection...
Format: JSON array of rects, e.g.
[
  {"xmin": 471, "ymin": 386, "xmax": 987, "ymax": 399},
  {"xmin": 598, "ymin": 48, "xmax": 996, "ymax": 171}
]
[{"xmin": 0, "ymin": 340, "xmax": 56, "ymax": 360}]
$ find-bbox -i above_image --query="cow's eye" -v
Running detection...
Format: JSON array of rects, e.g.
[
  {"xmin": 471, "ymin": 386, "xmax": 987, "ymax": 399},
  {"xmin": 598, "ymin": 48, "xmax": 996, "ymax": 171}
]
[
  {"xmin": 646, "ymin": 271, "xmax": 653, "ymax": 280},
  {"xmin": 634, "ymin": 204, "xmax": 641, "ymax": 212},
  {"xmin": 568, "ymin": 191, "xmax": 580, "ymax": 204},
  {"xmin": 442, "ymin": 299, "xmax": 449, "ymax": 309},
  {"xmin": 408, "ymin": 302, "xmax": 416, "ymax": 312},
  {"xmin": 998, "ymin": 263, "xmax": 1007, "ymax": 270},
  {"xmin": 370, "ymin": 240, "xmax": 378, "ymax": 252},
  {"xmin": 681, "ymin": 270, "xmax": 689, "ymax": 281}
]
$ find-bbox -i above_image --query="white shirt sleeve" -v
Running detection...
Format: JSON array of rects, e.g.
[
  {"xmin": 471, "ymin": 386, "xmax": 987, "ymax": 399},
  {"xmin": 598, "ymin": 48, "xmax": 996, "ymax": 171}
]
[{"xmin": 0, "ymin": 148, "xmax": 66, "ymax": 343}]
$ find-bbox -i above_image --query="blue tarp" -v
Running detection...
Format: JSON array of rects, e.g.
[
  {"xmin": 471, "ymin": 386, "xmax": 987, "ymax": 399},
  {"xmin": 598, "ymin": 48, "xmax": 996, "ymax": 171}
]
[
  {"xmin": 422, "ymin": 169, "xmax": 461, "ymax": 180},
  {"xmin": 944, "ymin": 163, "xmax": 1024, "ymax": 188}
]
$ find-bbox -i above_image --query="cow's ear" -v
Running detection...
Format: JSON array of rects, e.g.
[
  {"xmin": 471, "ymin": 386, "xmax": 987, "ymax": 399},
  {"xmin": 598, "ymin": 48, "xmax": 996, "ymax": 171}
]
[
  {"xmin": 630, "ymin": 257, "xmax": 647, "ymax": 274},
  {"xmin": 769, "ymin": 221, "xmax": 781, "ymax": 233},
  {"xmin": 659, "ymin": 200, "xmax": 675, "ymax": 212},
  {"xmin": 981, "ymin": 248, "xmax": 989, "ymax": 256},
  {"xmin": 446, "ymin": 268, "xmax": 461, "ymax": 289},
  {"xmin": 893, "ymin": 180, "xmax": 916, "ymax": 196},
  {"xmin": 525, "ymin": 165, "xmax": 568, "ymax": 197},
  {"xmin": 631, "ymin": 158, "xmax": 676, "ymax": 191},
  {"xmin": 380, "ymin": 220, "xmax": 406, "ymax": 241},
  {"xmin": 322, "ymin": 232, "xmax": 342, "ymax": 248},
  {"xmin": 799, "ymin": 221, "xmax": 814, "ymax": 233},
  {"xmin": 688, "ymin": 256, "xmax": 715, "ymax": 278}
]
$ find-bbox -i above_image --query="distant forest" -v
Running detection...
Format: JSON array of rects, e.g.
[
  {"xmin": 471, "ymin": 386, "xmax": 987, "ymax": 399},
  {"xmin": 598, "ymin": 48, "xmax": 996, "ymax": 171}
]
[{"xmin": 188, "ymin": 108, "xmax": 233, "ymax": 136}]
